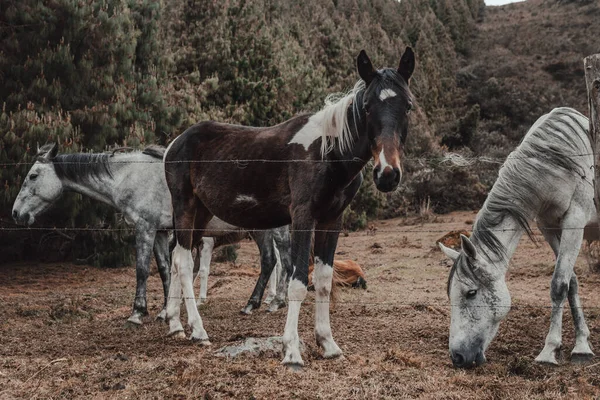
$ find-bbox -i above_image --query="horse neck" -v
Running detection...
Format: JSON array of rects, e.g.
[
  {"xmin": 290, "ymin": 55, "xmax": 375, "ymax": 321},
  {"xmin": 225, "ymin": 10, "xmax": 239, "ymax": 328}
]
[
  {"xmin": 60, "ymin": 159, "xmax": 123, "ymax": 207},
  {"xmin": 473, "ymin": 210, "xmax": 526, "ymax": 275},
  {"xmin": 330, "ymin": 102, "xmax": 371, "ymax": 179}
]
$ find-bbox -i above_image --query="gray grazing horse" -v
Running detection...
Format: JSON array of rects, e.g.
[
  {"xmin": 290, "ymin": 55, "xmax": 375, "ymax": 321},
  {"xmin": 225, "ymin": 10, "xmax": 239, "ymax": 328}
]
[
  {"xmin": 11, "ymin": 143, "xmax": 291, "ymax": 324},
  {"xmin": 439, "ymin": 107, "xmax": 596, "ymax": 368}
]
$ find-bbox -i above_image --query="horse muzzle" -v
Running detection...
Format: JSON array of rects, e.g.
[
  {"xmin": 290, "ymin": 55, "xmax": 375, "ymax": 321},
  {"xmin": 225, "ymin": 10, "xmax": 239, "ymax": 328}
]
[
  {"xmin": 12, "ymin": 209, "xmax": 33, "ymax": 226},
  {"xmin": 450, "ymin": 348, "xmax": 486, "ymax": 369},
  {"xmin": 373, "ymin": 166, "xmax": 401, "ymax": 193}
]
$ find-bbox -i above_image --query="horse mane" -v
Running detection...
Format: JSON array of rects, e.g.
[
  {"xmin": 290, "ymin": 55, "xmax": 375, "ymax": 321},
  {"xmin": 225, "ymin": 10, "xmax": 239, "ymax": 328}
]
[
  {"xmin": 448, "ymin": 107, "xmax": 590, "ymax": 295},
  {"xmin": 313, "ymin": 80, "xmax": 366, "ymax": 157},
  {"xmin": 50, "ymin": 153, "xmax": 113, "ymax": 183}
]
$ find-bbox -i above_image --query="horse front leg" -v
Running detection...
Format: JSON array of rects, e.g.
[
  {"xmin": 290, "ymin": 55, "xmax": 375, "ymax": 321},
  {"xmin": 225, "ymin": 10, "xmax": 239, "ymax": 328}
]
[
  {"xmin": 536, "ymin": 209, "xmax": 586, "ymax": 365},
  {"xmin": 282, "ymin": 219, "xmax": 313, "ymax": 367},
  {"xmin": 127, "ymin": 224, "xmax": 157, "ymax": 325},
  {"xmin": 313, "ymin": 219, "xmax": 343, "ymax": 359},
  {"xmin": 153, "ymin": 231, "xmax": 171, "ymax": 321}
]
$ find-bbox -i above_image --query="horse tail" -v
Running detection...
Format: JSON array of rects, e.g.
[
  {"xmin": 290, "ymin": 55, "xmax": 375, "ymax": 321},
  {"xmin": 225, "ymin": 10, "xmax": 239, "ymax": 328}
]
[{"xmin": 142, "ymin": 144, "xmax": 166, "ymax": 159}]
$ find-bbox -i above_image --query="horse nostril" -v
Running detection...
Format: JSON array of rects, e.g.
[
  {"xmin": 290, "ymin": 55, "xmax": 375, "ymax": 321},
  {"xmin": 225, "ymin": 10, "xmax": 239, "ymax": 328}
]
[
  {"xmin": 373, "ymin": 166, "xmax": 380, "ymax": 180},
  {"xmin": 393, "ymin": 167, "xmax": 401, "ymax": 184},
  {"xmin": 12, "ymin": 210, "xmax": 18, "ymax": 221},
  {"xmin": 451, "ymin": 352, "xmax": 466, "ymax": 368}
]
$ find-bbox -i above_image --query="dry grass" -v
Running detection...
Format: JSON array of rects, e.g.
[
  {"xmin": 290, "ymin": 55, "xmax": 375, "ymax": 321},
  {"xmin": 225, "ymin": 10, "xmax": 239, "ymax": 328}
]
[{"xmin": 1, "ymin": 211, "xmax": 600, "ymax": 398}]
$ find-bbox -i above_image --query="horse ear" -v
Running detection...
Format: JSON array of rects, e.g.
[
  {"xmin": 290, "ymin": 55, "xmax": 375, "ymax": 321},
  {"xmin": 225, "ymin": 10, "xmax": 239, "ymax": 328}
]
[
  {"xmin": 38, "ymin": 142, "xmax": 58, "ymax": 160},
  {"xmin": 438, "ymin": 242, "xmax": 459, "ymax": 261},
  {"xmin": 398, "ymin": 47, "xmax": 415, "ymax": 83},
  {"xmin": 460, "ymin": 234, "xmax": 477, "ymax": 260},
  {"xmin": 357, "ymin": 50, "xmax": 376, "ymax": 85}
]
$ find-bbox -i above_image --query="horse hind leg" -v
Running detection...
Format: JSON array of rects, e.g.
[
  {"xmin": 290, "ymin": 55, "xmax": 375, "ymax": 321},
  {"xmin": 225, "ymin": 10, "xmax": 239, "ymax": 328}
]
[
  {"xmin": 127, "ymin": 224, "xmax": 157, "ymax": 326},
  {"xmin": 265, "ymin": 239, "xmax": 281, "ymax": 305},
  {"xmin": 154, "ymin": 231, "xmax": 171, "ymax": 321},
  {"xmin": 568, "ymin": 273, "xmax": 594, "ymax": 362},
  {"xmin": 242, "ymin": 230, "xmax": 277, "ymax": 314},
  {"xmin": 312, "ymin": 220, "xmax": 343, "ymax": 359},
  {"xmin": 195, "ymin": 237, "xmax": 214, "ymax": 304},
  {"xmin": 269, "ymin": 226, "xmax": 291, "ymax": 313}
]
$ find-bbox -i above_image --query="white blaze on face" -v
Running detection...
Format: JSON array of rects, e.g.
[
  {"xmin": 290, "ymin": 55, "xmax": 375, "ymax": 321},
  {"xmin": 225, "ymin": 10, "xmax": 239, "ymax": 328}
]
[
  {"xmin": 379, "ymin": 88, "xmax": 397, "ymax": 101},
  {"xmin": 377, "ymin": 149, "xmax": 390, "ymax": 179}
]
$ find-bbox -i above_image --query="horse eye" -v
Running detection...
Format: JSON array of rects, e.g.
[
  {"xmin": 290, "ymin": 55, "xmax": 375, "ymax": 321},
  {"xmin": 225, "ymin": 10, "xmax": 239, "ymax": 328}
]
[
  {"xmin": 406, "ymin": 103, "xmax": 413, "ymax": 114},
  {"xmin": 466, "ymin": 290, "xmax": 477, "ymax": 299},
  {"xmin": 29, "ymin": 174, "xmax": 38, "ymax": 180}
]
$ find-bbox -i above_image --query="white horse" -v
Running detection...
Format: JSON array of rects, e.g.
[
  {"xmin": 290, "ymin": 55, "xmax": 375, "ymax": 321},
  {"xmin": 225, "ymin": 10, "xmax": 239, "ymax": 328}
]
[
  {"xmin": 440, "ymin": 107, "xmax": 596, "ymax": 367},
  {"xmin": 11, "ymin": 143, "xmax": 289, "ymax": 325}
]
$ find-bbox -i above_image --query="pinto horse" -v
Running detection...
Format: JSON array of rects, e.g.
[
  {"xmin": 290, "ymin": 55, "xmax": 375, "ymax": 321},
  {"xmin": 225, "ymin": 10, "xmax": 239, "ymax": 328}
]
[{"xmin": 164, "ymin": 48, "xmax": 415, "ymax": 366}]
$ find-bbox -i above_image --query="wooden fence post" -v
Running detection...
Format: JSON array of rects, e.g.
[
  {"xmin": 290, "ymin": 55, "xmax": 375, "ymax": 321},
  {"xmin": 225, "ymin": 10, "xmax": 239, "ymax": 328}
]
[{"xmin": 584, "ymin": 54, "xmax": 600, "ymax": 221}]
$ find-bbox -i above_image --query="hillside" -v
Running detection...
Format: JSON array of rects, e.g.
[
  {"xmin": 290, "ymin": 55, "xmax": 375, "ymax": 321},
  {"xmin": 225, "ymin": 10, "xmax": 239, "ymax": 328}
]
[
  {"xmin": 0, "ymin": 0, "xmax": 484, "ymax": 263},
  {"xmin": 459, "ymin": 0, "xmax": 599, "ymax": 157}
]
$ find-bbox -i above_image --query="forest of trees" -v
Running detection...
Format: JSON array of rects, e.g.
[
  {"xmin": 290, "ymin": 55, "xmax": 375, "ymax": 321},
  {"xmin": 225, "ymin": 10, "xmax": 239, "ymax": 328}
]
[{"xmin": 0, "ymin": 0, "xmax": 486, "ymax": 264}]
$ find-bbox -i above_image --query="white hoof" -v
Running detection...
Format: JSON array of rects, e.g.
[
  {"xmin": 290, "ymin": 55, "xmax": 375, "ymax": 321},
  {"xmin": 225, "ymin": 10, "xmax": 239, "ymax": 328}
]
[
  {"xmin": 322, "ymin": 342, "xmax": 343, "ymax": 359},
  {"xmin": 126, "ymin": 315, "xmax": 143, "ymax": 326},
  {"xmin": 282, "ymin": 340, "xmax": 304, "ymax": 367},
  {"xmin": 535, "ymin": 346, "xmax": 560, "ymax": 365},
  {"xmin": 168, "ymin": 330, "xmax": 186, "ymax": 340},
  {"xmin": 571, "ymin": 342, "xmax": 594, "ymax": 363},
  {"xmin": 199, "ymin": 297, "xmax": 208, "ymax": 305}
]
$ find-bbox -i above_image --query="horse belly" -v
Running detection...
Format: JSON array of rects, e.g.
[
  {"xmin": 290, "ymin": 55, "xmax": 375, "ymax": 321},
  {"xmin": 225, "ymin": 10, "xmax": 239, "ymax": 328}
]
[{"xmin": 202, "ymin": 197, "xmax": 291, "ymax": 230}]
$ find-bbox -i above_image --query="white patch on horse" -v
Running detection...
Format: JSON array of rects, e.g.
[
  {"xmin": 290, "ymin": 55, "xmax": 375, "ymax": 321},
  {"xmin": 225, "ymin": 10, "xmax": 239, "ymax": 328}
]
[
  {"xmin": 288, "ymin": 80, "xmax": 366, "ymax": 156},
  {"xmin": 377, "ymin": 149, "xmax": 390, "ymax": 179},
  {"xmin": 235, "ymin": 194, "xmax": 258, "ymax": 204},
  {"xmin": 379, "ymin": 88, "xmax": 397, "ymax": 101}
]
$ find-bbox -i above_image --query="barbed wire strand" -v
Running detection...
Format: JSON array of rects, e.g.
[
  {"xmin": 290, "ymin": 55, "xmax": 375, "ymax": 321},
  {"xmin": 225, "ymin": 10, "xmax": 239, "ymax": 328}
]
[
  {"xmin": 0, "ymin": 226, "xmax": 595, "ymax": 233},
  {"xmin": 0, "ymin": 151, "xmax": 597, "ymax": 167}
]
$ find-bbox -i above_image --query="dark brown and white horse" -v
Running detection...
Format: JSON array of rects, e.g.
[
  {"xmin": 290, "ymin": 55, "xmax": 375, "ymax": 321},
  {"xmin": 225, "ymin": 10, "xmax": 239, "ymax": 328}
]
[{"xmin": 164, "ymin": 48, "xmax": 415, "ymax": 367}]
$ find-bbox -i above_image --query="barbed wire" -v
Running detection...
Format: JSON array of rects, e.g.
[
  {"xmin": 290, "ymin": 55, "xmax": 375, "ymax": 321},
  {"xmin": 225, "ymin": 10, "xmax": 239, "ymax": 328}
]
[
  {"xmin": 0, "ymin": 226, "xmax": 595, "ymax": 233},
  {"xmin": 0, "ymin": 151, "xmax": 597, "ymax": 167},
  {"xmin": 5, "ymin": 291, "xmax": 600, "ymax": 311}
]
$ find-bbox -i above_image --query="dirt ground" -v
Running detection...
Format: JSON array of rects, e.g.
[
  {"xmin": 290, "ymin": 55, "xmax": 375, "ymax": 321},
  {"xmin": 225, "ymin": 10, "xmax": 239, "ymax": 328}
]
[{"xmin": 2, "ymin": 211, "xmax": 600, "ymax": 399}]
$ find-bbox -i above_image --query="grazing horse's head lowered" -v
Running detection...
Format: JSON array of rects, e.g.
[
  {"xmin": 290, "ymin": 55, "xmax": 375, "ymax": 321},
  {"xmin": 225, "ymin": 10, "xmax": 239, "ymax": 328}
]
[
  {"xmin": 357, "ymin": 48, "xmax": 415, "ymax": 192},
  {"xmin": 439, "ymin": 235, "xmax": 510, "ymax": 368},
  {"xmin": 12, "ymin": 143, "xmax": 63, "ymax": 226}
]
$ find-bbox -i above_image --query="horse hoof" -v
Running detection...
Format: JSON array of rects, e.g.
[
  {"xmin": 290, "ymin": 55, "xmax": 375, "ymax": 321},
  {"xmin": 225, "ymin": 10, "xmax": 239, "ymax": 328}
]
[
  {"xmin": 199, "ymin": 298, "xmax": 208, "ymax": 305},
  {"xmin": 284, "ymin": 363, "xmax": 304, "ymax": 372},
  {"xmin": 190, "ymin": 337, "xmax": 211, "ymax": 346},
  {"xmin": 240, "ymin": 305, "xmax": 253, "ymax": 315},
  {"xmin": 125, "ymin": 317, "xmax": 143, "ymax": 328},
  {"xmin": 534, "ymin": 354, "xmax": 559, "ymax": 365},
  {"xmin": 571, "ymin": 352, "xmax": 595, "ymax": 363},
  {"xmin": 155, "ymin": 310, "xmax": 167, "ymax": 322},
  {"xmin": 267, "ymin": 301, "xmax": 286, "ymax": 313},
  {"xmin": 167, "ymin": 330, "xmax": 186, "ymax": 340}
]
